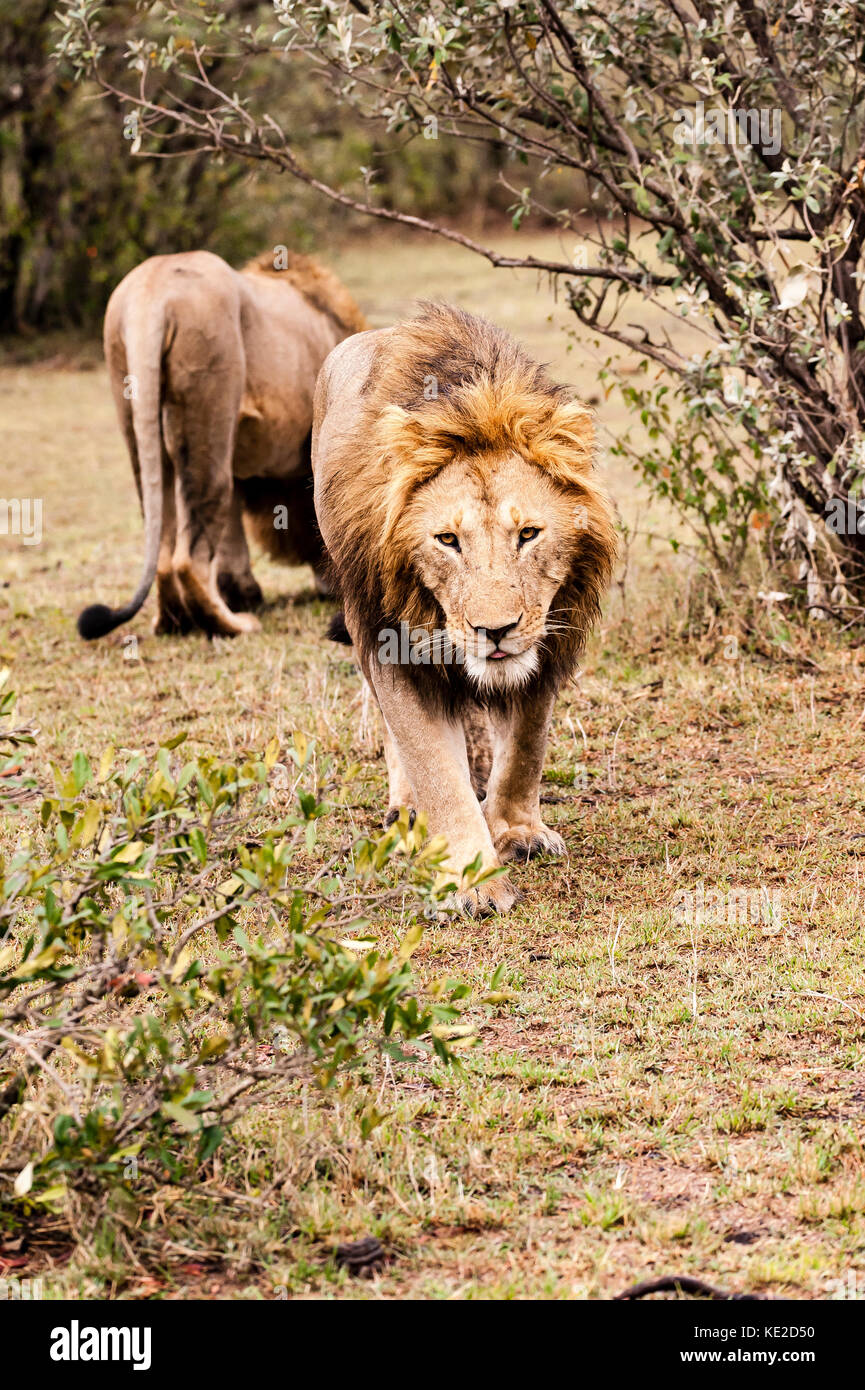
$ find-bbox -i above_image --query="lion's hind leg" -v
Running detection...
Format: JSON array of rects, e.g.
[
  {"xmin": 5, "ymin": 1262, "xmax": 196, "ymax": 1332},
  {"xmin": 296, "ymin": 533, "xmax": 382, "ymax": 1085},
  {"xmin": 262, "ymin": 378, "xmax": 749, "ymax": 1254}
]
[
  {"xmin": 382, "ymin": 715, "xmax": 416, "ymax": 829},
  {"xmin": 165, "ymin": 424, "xmax": 260, "ymax": 640},
  {"xmin": 217, "ymin": 488, "xmax": 264, "ymax": 613},
  {"xmin": 154, "ymin": 457, "xmax": 194, "ymax": 635},
  {"xmin": 155, "ymin": 570, "xmax": 193, "ymax": 636},
  {"xmin": 160, "ymin": 308, "xmax": 259, "ymax": 638},
  {"xmin": 463, "ymin": 702, "xmax": 494, "ymax": 802},
  {"xmin": 175, "ymin": 550, "xmax": 260, "ymax": 638}
]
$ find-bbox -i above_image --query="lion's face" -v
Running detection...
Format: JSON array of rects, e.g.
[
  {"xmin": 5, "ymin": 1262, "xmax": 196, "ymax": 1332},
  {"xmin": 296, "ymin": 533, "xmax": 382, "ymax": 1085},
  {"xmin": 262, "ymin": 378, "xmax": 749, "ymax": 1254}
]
[{"xmin": 406, "ymin": 452, "xmax": 582, "ymax": 691}]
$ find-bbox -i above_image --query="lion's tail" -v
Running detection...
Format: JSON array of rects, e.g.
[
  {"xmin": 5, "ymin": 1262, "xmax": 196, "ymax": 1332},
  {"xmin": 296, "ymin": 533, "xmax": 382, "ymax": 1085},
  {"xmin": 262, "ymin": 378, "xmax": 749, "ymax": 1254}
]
[{"xmin": 78, "ymin": 302, "xmax": 165, "ymax": 641}]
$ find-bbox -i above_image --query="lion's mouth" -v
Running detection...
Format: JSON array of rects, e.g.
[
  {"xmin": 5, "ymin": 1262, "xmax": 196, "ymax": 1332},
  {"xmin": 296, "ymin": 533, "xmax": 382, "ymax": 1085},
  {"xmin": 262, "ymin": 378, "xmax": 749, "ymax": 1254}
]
[
  {"xmin": 461, "ymin": 642, "xmax": 540, "ymax": 691},
  {"xmin": 467, "ymin": 635, "xmax": 526, "ymax": 662},
  {"xmin": 473, "ymin": 640, "xmax": 528, "ymax": 663}
]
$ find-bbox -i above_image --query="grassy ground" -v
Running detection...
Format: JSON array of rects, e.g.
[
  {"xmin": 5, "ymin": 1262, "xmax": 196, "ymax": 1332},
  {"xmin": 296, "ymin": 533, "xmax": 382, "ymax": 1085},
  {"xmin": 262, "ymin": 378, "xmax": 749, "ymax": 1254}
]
[{"xmin": 1, "ymin": 231, "xmax": 865, "ymax": 1300}]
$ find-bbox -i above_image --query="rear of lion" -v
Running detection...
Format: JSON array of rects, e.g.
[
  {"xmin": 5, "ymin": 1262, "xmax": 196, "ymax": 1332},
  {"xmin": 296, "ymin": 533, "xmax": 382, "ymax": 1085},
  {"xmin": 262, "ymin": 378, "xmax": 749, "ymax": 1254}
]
[{"xmin": 78, "ymin": 248, "xmax": 365, "ymax": 640}]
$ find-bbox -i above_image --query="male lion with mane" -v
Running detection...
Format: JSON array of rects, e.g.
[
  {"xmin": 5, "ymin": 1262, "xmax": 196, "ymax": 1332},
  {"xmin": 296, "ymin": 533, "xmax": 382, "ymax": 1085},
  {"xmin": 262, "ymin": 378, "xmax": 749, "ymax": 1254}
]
[
  {"xmin": 313, "ymin": 303, "xmax": 617, "ymax": 916},
  {"xmin": 78, "ymin": 249, "xmax": 365, "ymax": 641}
]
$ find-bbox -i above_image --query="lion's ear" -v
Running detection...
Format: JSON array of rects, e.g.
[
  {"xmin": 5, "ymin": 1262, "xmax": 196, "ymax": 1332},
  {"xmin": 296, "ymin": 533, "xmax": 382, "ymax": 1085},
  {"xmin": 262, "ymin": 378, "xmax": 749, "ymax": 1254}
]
[
  {"xmin": 377, "ymin": 405, "xmax": 452, "ymax": 550},
  {"xmin": 378, "ymin": 403, "xmax": 458, "ymax": 476},
  {"xmin": 553, "ymin": 398, "xmax": 594, "ymax": 439},
  {"xmin": 532, "ymin": 399, "xmax": 595, "ymax": 488},
  {"xmin": 377, "ymin": 405, "xmax": 419, "ymax": 464}
]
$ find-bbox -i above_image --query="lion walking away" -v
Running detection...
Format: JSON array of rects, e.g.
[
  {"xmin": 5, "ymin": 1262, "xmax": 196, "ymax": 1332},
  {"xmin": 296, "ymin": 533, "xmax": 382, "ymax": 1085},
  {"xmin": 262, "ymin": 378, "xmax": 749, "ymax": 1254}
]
[
  {"xmin": 78, "ymin": 248, "xmax": 365, "ymax": 641},
  {"xmin": 313, "ymin": 302, "xmax": 618, "ymax": 917}
]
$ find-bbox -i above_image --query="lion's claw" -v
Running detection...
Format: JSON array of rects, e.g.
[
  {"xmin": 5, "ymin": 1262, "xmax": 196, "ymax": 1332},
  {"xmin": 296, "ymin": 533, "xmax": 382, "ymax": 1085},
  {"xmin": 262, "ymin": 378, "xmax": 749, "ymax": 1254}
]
[
  {"xmin": 454, "ymin": 874, "xmax": 519, "ymax": 918},
  {"xmin": 494, "ymin": 824, "xmax": 566, "ymax": 863}
]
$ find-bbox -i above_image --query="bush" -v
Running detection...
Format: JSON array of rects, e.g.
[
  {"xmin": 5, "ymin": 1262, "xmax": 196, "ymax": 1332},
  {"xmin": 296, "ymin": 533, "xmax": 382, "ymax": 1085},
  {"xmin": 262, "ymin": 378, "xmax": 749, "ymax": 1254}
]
[
  {"xmin": 0, "ymin": 712, "xmax": 475, "ymax": 1210},
  {"xmin": 0, "ymin": 670, "xmax": 37, "ymax": 812}
]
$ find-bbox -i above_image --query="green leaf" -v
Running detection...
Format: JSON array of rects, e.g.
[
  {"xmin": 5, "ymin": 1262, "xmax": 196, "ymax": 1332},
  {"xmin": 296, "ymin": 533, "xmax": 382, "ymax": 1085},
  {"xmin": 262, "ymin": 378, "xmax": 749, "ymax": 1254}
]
[
  {"xmin": 161, "ymin": 1102, "xmax": 201, "ymax": 1133},
  {"xmin": 398, "ymin": 921, "xmax": 424, "ymax": 961},
  {"xmin": 72, "ymin": 751, "xmax": 91, "ymax": 794},
  {"xmin": 188, "ymin": 828, "xmax": 207, "ymax": 864}
]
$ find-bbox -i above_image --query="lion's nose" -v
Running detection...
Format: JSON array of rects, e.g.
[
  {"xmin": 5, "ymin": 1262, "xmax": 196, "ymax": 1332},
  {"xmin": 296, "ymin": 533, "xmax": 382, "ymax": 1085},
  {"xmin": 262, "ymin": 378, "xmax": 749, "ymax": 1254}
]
[{"xmin": 470, "ymin": 616, "xmax": 522, "ymax": 646}]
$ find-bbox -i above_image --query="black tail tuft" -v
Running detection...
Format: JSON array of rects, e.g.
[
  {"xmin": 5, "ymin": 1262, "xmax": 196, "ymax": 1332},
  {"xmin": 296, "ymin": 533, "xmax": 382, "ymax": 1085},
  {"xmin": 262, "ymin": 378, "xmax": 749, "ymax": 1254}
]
[
  {"xmin": 78, "ymin": 604, "xmax": 123, "ymax": 641},
  {"xmin": 326, "ymin": 611, "xmax": 352, "ymax": 645}
]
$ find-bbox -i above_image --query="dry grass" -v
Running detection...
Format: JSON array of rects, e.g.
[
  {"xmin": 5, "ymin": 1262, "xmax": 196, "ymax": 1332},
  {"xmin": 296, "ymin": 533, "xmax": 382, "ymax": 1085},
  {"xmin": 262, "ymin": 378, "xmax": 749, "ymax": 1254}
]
[{"xmin": 1, "ymin": 230, "xmax": 864, "ymax": 1300}]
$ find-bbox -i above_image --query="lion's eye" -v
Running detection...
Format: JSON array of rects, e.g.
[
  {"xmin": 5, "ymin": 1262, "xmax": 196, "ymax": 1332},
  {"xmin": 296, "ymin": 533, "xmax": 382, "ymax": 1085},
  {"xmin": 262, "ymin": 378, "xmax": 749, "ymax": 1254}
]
[
  {"xmin": 435, "ymin": 532, "xmax": 460, "ymax": 551},
  {"xmin": 518, "ymin": 526, "xmax": 541, "ymax": 546}
]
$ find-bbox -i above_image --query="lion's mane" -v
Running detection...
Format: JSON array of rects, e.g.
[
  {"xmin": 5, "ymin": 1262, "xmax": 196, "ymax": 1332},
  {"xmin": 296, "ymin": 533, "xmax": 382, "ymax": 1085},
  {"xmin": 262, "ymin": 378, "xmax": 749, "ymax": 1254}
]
[{"xmin": 323, "ymin": 302, "xmax": 617, "ymax": 710}]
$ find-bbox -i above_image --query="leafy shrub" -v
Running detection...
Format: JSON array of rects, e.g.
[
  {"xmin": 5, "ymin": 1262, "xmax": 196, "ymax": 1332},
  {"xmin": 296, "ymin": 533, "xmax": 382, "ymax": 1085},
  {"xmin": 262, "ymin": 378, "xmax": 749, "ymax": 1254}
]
[
  {"xmin": 0, "ymin": 670, "xmax": 37, "ymax": 811},
  {"xmin": 0, "ymin": 713, "xmax": 470, "ymax": 1210}
]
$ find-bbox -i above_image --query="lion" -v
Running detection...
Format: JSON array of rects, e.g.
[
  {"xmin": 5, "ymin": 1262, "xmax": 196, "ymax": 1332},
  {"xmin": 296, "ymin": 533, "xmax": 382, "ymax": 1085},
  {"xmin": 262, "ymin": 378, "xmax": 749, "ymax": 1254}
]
[
  {"xmin": 312, "ymin": 303, "xmax": 618, "ymax": 916},
  {"xmin": 78, "ymin": 248, "xmax": 366, "ymax": 641}
]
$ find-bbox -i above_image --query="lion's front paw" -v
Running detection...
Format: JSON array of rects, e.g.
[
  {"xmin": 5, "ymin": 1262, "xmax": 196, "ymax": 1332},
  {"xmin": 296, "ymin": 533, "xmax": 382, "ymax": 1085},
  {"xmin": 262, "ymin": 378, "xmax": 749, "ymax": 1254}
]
[
  {"xmin": 493, "ymin": 822, "xmax": 566, "ymax": 863},
  {"xmin": 454, "ymin": 873, "xmax": 519, "ymax": 919}
]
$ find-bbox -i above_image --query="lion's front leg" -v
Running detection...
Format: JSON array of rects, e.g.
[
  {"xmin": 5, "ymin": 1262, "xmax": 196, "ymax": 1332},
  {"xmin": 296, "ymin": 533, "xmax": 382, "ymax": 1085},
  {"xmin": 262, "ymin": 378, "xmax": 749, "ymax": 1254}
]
[
  {"xmin": 368, "ymin": 666, "xmax": 517, "ymax": 917},
  {"xmin": 483, "ymin": 688, "xmax": 566, "ymax": 863}
]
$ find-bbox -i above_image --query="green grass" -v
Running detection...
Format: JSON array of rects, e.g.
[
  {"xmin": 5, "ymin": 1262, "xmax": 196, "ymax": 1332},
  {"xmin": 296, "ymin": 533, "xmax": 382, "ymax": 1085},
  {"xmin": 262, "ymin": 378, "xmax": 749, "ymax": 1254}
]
[{"xmin": 1, "ymin": 230, "xmax": 864, "ymax": 1299}]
